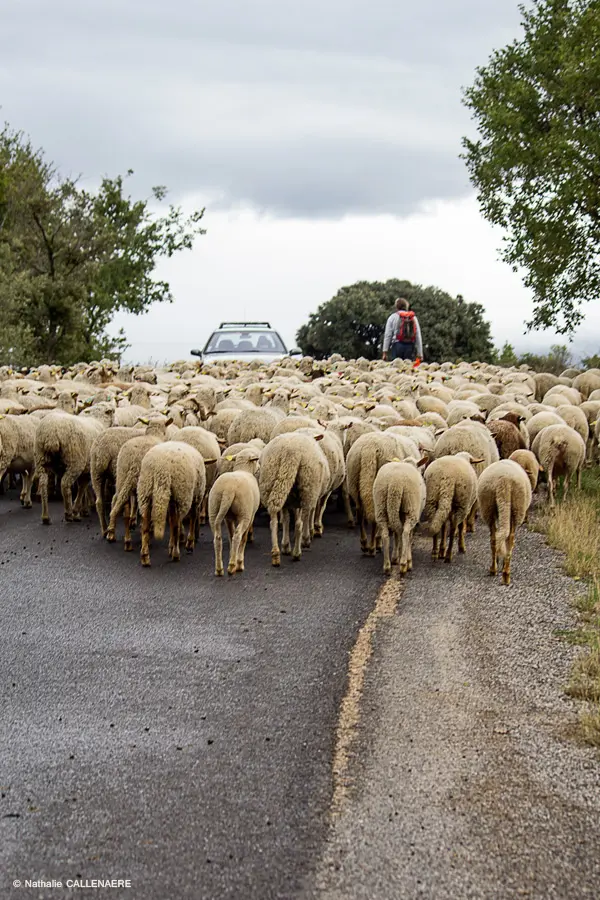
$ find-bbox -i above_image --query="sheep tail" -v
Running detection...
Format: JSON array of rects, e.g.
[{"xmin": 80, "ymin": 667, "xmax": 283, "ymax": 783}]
[
  {"xmin": 359, "ymin": 444, "xmax": 378, "ymax": 520},
  {"xmin": 386, "ymin": 484, "xmax": 404, "ymax": 533},
  {"xmin": 151, "ymin": 468, "xmax": 172, "ymax": 540},
  {"xmin": 262, "ymin": 449, "xmax": 300, "ymax": 512},
  {"xmin": 210, "ymin": 488, "xmax": 232, "ymax": 531},
  {"xmin": 428, "ymin": 488, "xmax": 452, "ymax": 537},
  {"xmin": 495, "ymin": 478, "xmax": 512, "ymax": 559}
]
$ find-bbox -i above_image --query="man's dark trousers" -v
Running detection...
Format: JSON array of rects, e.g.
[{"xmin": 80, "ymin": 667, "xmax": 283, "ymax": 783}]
[{"xmin": 391, "ymin": 341, "xmax": 414, "ymax": 361}]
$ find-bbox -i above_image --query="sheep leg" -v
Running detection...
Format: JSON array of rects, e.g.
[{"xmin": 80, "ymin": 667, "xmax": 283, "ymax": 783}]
[
  {"xmin": 466, "ymin": 501, "xmax": 477, "ymax": 533},
  {"xmin": 407, "ymin": 526, "xmax": 414, "ymax": 571},
  {"xmin": 214, "ymin": 524, "xmax": 224, "ymax": 576},
  {"xmin": 359, "ymin": 509, "xmax": 368, "ymax": 553},
  {"xmin": 315, "ymin": 491, "xmax": 331, "ymax": 537},
  {"xmin": 563, "ymin": 472, "xmax": 570, "ymax": 501},
  {"xmin": 458, "ymin": 520, "xmax": 467, "ymax": 554},
  {"xmin": 281, "ymin": 509, "xmax": 292, "ymax": 555},
  {"xmin": 20, "ymin": 470, "xmax": 34, "ymax": 509},
  {"xmin": 445, "ymin": 516, "xmax": 456, "ymax": 564},
  {"xmin": 399, "ymin": 523, "xmax": 411, "ymax": 575},
  {"xmin": 301, "ymin": 510, "xmax": 312, "ymax": 549},
  {"xmin": 123, "ymin": 499, "xmax": 134, "ymax": 551},
  {"xmin": 342, "ymin": 481, "xmax": 356, "ymax": 528},
  {"xmin": 95, "ymin": 475, "xmax": 108, "ymax": 534},
  {"xmin": 489, "ymin": 520, "xmax": 497, "ymax": 576},
  {"xmin": 228, "ymin": 523, "xmax": 245, "ymax": 575},
  {"xmin": 236, "ymin": 525, "xmax": 251, "ymax": 572},
  {"xmin": 547, "ymin": 463, "xmax": 556, "ymax": 507},
  {"xmin": 432, "ymin": 533, "xmax": 439, "ymax": 560},
  {"xmin": 130, "ymin": 494, "xmax": 138, "ymax": 531},
  {"xmin": 199, "ymin": 495, "xmax": 208, "ymax": 526},
  {"xmin": 170, "ymin": 509, "xmax": 182, "ymax": 562},
  {"xmin": 39, "ymin": 470, "xmax": 51, "ymax": 525},
  {"xmin": 391, "ymin": 532, "xmax": 399, "ymax": 565},
  {"xmin": 367, "ymin": 521, "xmax": 377, "ymax": 557},
  {"xmin": 140, "ymin": 505, "xmax": 152, "ymax": 567},
  {"xmin": 502, "ymin": 521, "xmax": 516, "ymax": 586},
  {"xmin": 106, "ymin": 487, "xmax": 129, "ymax": 541},
  {"xmin": 248, "ymin": 524, "xmax": 254, "ymax": 544},
  {"xmin": 269, "ymin": 511, "xmax": 281, "ymax": 567},
  {"xmin": 185, "ymin": 506, "xmax": 197, "ymax": 553},
  {"xmin": 61, "ymin": 469, "xmax": 79, "ymax": 522},
  {"xmin": 577, "ymin": 465, "xmax": 582, "ymax": 490},
  {"xmin": 292, "ymin": 508, "xmax": 304, "ymax": 560},
  {"xmin": 381, "ymin": 524, "xmax": 392, "ymax": 575},
  {"xmin": 439, "ymin": 521, "xmax": 447, "ymax": 560}
]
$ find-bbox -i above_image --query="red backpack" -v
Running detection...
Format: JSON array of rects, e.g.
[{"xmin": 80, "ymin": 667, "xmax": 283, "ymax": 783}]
[{"xmin": 395, "ymin": 310, "xmax": 416, "ymax": 343}]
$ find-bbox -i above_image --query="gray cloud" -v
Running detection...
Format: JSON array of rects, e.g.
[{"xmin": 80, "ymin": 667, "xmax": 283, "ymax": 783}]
[{"xmin": 1, "ymin": 0, "xmax": 523, "ymax": 217}]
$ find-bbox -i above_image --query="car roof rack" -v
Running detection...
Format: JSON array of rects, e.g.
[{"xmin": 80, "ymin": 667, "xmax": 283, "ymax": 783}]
[{"xmin": 218, "ymin": 321, "xmax": 272, "ymax": 328}]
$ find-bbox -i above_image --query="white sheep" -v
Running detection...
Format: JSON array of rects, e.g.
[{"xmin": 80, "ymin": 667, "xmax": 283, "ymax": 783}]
[
  {"xmin": 531, "ymin": 424, "xmax": 586, "ymax": 506},
  {"xmin": 373, "ymin": 460, "xmax": 426, "ymax": 575},
  {"xmin": 208, "ymin": 448, "xmax": 261, "ymax": 576},
  {"xmin": 258, "ymin": 432, "xmax": 329, "ymax": 565},
  {"xmin": 477, "ymin": 460, "xmax": 533, "ymax": 585},
  {"xmin": 137, "ymin": 441, "xmax": 206, "ymax": 566},
  {"xmin": 0, "ymin": 414, "xmax": 38, "ymax": 508},
  {"xmin": 422, "ymin": 451, "xmax": 480, "ymax": 563}
]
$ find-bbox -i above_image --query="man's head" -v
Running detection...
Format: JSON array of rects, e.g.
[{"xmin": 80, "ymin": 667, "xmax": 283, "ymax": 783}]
[{"xmin": 395, "ymin": 297, "xmax": 409, "ymax": 311}]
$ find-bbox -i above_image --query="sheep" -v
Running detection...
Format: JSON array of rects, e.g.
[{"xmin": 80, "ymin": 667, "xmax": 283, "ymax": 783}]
[
  {"xmin": 531, "ymin": 424, "xmax": 586, "ymax": 506},
  {"xmin": 486, "ymin": 415, "xmax": 527, "ymax": 459},
  {"xmin": 0, "ymin": 414, "xmax": 39, "ymax": 508},
  {"xmin": 167, "ymin": 425, "xmax": 222, "ymax": 523},
  {"xmin": 296, "ymin": 427, "xmax": 346, "ymax": 536},
  {"xmin": 477, "ymin": 460, "xmax": 532, "ymax": 585},
  {"xmin": 346, "ymin": 432, "xmax": 415, "ymax": 555},
  {"xmin": 509, "ymin": 449, "xmax": 542, "ymax": 492},
  {"xmin": 373, "ymin": 460, "xmax": 426, "ymax": 575},
  {"xmin": 205, "ymin": 408, "xmax": 240, "ymax": 443},
  {"xmin": 90, "ymin": 424, "xmax": 145, "ymax": 533},
  {"xmin": 137, "ymin": 441, "xmax": 206, "ymax": 566},
  {"xmin": 433, "ymin": 421, "xmax": 499, "ymax": 532},
  {"xmin": 219, "ymin": 439, "xmax": 264, "ymax": 474},
  {"xmin": 34, "ymin": 405, "xmax": 114, "ymax": 524},
  {"xmin": 572, "ymin": 370, "xmax": 600, "ymax": 400},
  {"xmin": 422, "ymin": 452, "xmax": 479, "ymax": 563},
  {"xmin": 208, "ymin": 448, "xmax": 261, "ymax": 576},
  {"xmin": 105, "ymin": 418, "xmax": 170, "ymax": 547},
  {"xmin": 258, "ymin": 432, "xmax": 329, "ymax": 566},
  {"xmin": 526, "ymin": 410, "xmax": 564, "ymax": 445},
  {"xmin": 554, "ymin": 404, "xmax": 589, "ymax": 444}
]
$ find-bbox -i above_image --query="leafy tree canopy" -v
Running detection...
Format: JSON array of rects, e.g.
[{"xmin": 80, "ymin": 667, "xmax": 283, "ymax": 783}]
[
  {"xmin": 0, "ymin": 125, "xmax": 205, "ymax": 366},
  {"xmin": 296, "ymin": 279, "xmax": 495, "ymax": 362},
  {"xmin": 462, "ymin": 0, "xmax": 600, "ymax": 335}
]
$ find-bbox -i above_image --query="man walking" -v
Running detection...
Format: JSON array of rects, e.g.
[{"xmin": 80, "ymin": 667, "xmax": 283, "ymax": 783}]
[{"xmin": 382, "ymin": 297, "xmax": 423, "ymax": 363}]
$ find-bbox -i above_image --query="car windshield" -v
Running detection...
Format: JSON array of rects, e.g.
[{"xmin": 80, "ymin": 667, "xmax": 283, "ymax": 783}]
[{"xmin": 204, "ymin": 331, "xmax": 286, "ymax": 353}]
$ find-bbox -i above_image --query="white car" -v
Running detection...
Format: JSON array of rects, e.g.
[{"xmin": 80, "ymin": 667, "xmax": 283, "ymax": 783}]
[{"xmin": 191, "ymin": 322, "xmax": 302, "ymax": 365}]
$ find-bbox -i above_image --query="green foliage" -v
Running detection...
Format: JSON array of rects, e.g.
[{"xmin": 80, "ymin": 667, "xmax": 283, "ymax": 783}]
[
  {"xmin": 0, "ymin": 125, "xmax": 205, "ymax": 366},
  {"xmin": 462, "ymin": 0, "xmax": 600, "ymax": 335},
  {"xmin": 582, "ymin": 353, "xmax": 600, "ymax": 369},
  {"xmin": 296, "ymin": 279, "xmax": 495, "ymax": 362},
  {"xmin": 517, "ymin": 343, "xmax": 572, "ymax": 374},
  {"xmin": 495, "ymin": 341, "xmax": 519, "ymax": 367}
]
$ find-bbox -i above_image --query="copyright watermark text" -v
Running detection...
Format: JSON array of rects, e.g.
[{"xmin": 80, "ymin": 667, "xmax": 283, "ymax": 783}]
[{"xmin": 13, "ymin": 879, "xmax": 131, "ymax": 889}]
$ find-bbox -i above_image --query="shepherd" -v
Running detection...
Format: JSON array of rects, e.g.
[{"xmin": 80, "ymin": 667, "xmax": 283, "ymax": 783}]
[{"xmin": 382, "ymin": 297, "xmax": 423, "ymax": 363}]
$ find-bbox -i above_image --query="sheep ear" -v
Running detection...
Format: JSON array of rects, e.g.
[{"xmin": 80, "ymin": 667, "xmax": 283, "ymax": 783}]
[
  {"xmin": 417, "ymin": 456, "xmax": 429, "ymax": 467},
  {"xmin": 365, "ymin": 404, "xmax": 376, "ymax": 412},
  {"xmin": 138, "ymin": 417, "xmax": 150, "ymax": 425},
  {"xmin": 538, "ymin": 464, "xmax": 545, "ymax": 472},
  {"xmin": 217, "ymin": 438, "xmax": 227, "ymax": 446},
  {"xmin": 391, "ymin": 456, "xmax": 401, "ymax": 462},
  {"xmin": 204, "ymin": 457, "xmax": 218, "ymax": 465},
  {"xmin": 0, "ymin": 414, "xmax": 5, "ymax": 420},
  {"xmin": 470, "ymin": 457, "xmax": 485, "ymax": 464},
  {"xmin": 165, "ymin": 417, "xmax": 174, "ymax": 427},
  {"xmin": 314, "ymin": 434, "xmax": 324, "ymax": 442},
  {"xmin": 434, "ymin": 428, "xmax": 445, "ymax": 437}
]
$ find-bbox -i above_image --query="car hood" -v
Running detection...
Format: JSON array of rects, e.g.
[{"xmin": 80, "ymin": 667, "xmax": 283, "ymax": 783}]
[{"xmin": 201, "ymin": 351, "xmax": 290, "ymax": 365}]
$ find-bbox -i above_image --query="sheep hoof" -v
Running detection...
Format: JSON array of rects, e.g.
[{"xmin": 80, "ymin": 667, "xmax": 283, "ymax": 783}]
[
  {"xmin": 186, "ymin": 545, "xmax": 194, "ymax": 554},
  {"xmin": 347, "ymin": 519, "xmax": 356, "ymax": 529},
  {"xmin": 271, "ymin": 555, "xmax": 281, "ymax": 567},
  {"xmin": 22, "ymin": 501, "xmax": 32, "ymax": 510},
  {"xmin": 314, "ymin": 529, "xmax": 323, "ymax": 538},
  {"xmin": 488, "ymin": 567, "xmax": 497, "ymax": 576},
  {"xmin": 502, "ymin": 574, "xmax": 511, "ymax": 586},
  {"xmin": 291, "ymin": 554, "xmax": 301, "ymax": 562},
  {"xmin": 383, "ymin": 565, "xmax": 392, "ymax": 576},
  {"xmin": 42, "ymin": 517, "xmax": 51, "ymax": 526},
  {"xmin": 141, "ymin": 557, "xmax": 151, "ymax": 567},
  {"xmin": 236, "ymin": 564, "xmax": 244, "ymax": 572},
  {"xmin": 227, "ymin": 566, "xmax": 236, "ymax": 576},
  {"xmin": 281, "ymin": 544, "xmax": 291, "ymax": 555},
  {"xmin": 215, "ymin": 568, "xmax": 224, "ymax": 577},
  {"xmin": 444, "ymin": 556, "xmax": 452, "ymax": 564},
  {"xmin": 367, "ymin": 548, "xmax": 376, "ymax": 558},
  {"xmin": 105, "ymin": 531, "xmax": 116, "ymax": 543},
  {"xmin": 171, "ymin": 554, "xmax": 180, "ymax": 563},
  {"xmin": 124, "ymin": 541, "xmax": 133, "ymax": 552},
  {"xmin": 399, "ymin": 565, "xmax": 408, "ymax": 575}
]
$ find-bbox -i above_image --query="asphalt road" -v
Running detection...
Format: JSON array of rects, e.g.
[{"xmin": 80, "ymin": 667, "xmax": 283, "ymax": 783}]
[{"xmin": 0, "ymin": 488, "xmax": 382, "ymax": 900}]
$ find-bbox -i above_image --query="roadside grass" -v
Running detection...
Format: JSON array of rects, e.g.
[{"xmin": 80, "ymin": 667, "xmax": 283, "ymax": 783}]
[{"xmin": 535, "ymin": 468, "xmax": 600, "ymax": 748}]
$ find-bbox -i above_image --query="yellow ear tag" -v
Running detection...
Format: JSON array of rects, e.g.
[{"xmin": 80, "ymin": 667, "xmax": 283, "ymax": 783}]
[
  {"xmin": 391, "ymin": 457, "xmax": 401, "ymax": 462},
  {"xmin": 225, "ymin": 455, "xmax": 234, "ymax": 461},
  {"xmin": 308, "ymin": 405, "xmax": 314, "ymax": 411}
]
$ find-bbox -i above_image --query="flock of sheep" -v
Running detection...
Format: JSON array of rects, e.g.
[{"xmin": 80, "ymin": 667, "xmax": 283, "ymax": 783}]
[{"xmin": 0, "ymin": 354, "xmax": 598, "ymax": 586}]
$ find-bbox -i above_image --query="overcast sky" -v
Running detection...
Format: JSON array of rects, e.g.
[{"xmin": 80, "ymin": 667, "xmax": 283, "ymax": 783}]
[{"xmin": 2, "ymin": 0, "xmax": 599, "ymax": 361}]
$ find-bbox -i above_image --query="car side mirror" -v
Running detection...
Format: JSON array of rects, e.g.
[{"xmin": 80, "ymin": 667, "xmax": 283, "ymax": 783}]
[
  {"xmin": 190, "ymin": 349, "xmax": 203, "ymax": 358},
  {"xmin": 289, "ymin": 348, "xmax": 302, "ymax": 357}
]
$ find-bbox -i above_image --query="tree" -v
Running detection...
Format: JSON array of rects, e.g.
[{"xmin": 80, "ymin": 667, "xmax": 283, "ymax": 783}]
[
  {"xmin": 582, "ymin": 353, "xmax": 600, "ymax": 368},
  {"xmin": 517, "ymin": 343, "xmax": 572, "ymax": 374},
  {"xmin": 296, "ymin": 279, "xmax": 495, "ymax": 362},
  {"xmin": 0, "ymin": 125, "xmax": 206, "ymax": 366},
  {"xmin": 462, "ymin": 0, "xmax": 600, "ymax": 335},
  {"xmin": 496, "ymin": 341, "xmax": 519, "ymax": 367}
]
